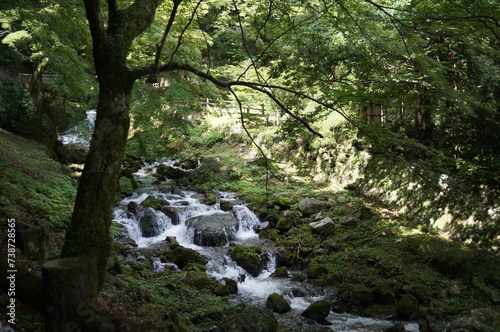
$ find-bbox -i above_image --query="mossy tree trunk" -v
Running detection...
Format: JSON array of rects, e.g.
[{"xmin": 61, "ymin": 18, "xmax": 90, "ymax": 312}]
[
  {"xmin": 61, "ymin": 0, "xmax": 162, "ymax": 289},
  {"xmin": 61, "ymin": 77, "xmax": 133, "ymax": 287}
]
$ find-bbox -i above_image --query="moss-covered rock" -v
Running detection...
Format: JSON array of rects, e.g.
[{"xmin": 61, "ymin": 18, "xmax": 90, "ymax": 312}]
[
  {"xmin": 222, "ymin": 278, "xmax": 238, "ymax": 294},
  {"xmin": 123, "ymin": 153, "xmax": 143, "ymax": 174},
  {"xmin": 163, "ymin": 247, "xmax": 207, "ymax": 269},
  {"xmin": 230, "ymin": 245, "xmax": 262, "ymax": 277},
  {"xmin": 214, "ymin": 283, "xmax": 229, "ymax": 296},
  {"xmin": 220, "ymin": 200, "xmax": 234, "ymax": 211},
  {"xmin": 266, "ymin": 293, "xmax": 291, "ymax": 313},
  {"xmin": 271, "ymin": 266, "xmax": 289, "ymax": 278},
  {"xmin": 301, "ymin": 300, "xmax": 331, "ymax": 323},
  {"xmin": 184, "ymin": 272, "xmax": 216, "ymax": 290},
  {"xmin": 350, "ymin": 286, "xmax": 375, "ymax": 307},
  {"xmin": 374, "ymin": 282, "xmax": 396, "ymax": 304},
  {"xmin": 396, "ymin": 294, "xmax": 420, "ymax": 321},
  {"xmin": 157, "ymin": 164, "xmax": 188, "ymax": 179},
  {"xmin": 118, "ymin": 176, "xmax": 134, "ymax": 196},
  {"xmin": 203, "ymin": 194, "xmax": 217, "ymax": 206},
  {"xmin": 307, "ymin": 264, "xmax": 327, "ymax": 279},
  {"xmin": 220, "ymin": 305, "xmax": 278, "ymax": 332},
  {"xmin": 141, "ymin": 195, "xmax": 168, "ymax": 210},
  {"xmin": 276, "ymin": 210, "xmax": 300, "ymax": 233}
]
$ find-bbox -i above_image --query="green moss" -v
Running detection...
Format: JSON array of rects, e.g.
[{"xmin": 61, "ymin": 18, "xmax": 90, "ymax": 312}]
[
  {"xmin": 106, "ymin": 271, "xmax": 237, "ymax": 332},
  {"xmin": 230, "ymin": 245, "xmax": 262, "ymax": 277},
  {"xmin": 118, "ymin": 176, "xmax": 134, "ymax": 196},
  {"xmin": 140, "ymin": 195, "xmax": 165, "ymax": 210},
  {"xmin": 0, "ymin": 130, "xmax": 76, "ymax": 229}
]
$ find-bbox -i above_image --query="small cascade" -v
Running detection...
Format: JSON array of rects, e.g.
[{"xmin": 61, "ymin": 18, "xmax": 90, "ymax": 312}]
[
  {"xmin": 152, "ymin": 257, "xmax": 180, "ymax": 272},
  {"xmin": 59, "ymin": 109, "xmax": 96, "ymax": 148},
  {"xmin": 112, "ymin": 160, "xmax": 421, "ymax": 331}
]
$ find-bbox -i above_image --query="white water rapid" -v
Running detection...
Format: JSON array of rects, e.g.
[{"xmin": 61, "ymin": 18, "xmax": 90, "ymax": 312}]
[{"xmin": 112, "ymin": 161, "xmax": 420, "ymax": 332}]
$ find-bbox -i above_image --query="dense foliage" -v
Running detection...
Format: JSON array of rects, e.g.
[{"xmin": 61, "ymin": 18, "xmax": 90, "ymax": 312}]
[
  {"xmin": 1, "ymin": 0, "xmax": 498, "ymax": 183},
  {"xmin": 0, "ymin": 75, "xmax": 36, "ymax": 132}
]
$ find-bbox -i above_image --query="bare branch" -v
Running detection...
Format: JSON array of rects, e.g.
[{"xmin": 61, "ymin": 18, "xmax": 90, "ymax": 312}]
[
  {"xmin": 130, "ymin": 61, "xmax": 323, "ymax": 137},
  {"xmin": 167, "ymin": 0, "xmax": 203, "ymax": 64},
  {"xmin": 154, "ymin": 0, "xmax": 182, "ymax": 70},
  {"xmin": 230, "ymin": 88, "xmax": 271, "ymax": 200}
]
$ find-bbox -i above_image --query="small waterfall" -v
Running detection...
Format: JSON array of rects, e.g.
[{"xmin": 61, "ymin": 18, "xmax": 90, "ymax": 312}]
[
  {"xmin": 234, "ymin": 205, "xmax": 261, "ymax": 240},
  {"xmin": 59, "ymin": 109, "xmax": 96, "ymax": 148}
]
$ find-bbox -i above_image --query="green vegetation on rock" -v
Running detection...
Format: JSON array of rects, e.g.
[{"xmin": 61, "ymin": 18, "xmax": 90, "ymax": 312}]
[{"xmin": 0, "ymin": 130, "xmax": 76, "ymax": 229}]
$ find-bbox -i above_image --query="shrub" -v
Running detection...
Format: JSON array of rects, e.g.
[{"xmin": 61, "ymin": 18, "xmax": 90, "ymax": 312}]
[{"xmin": 0, "ymin": 75, "xmax": 37, "ymax": 132}]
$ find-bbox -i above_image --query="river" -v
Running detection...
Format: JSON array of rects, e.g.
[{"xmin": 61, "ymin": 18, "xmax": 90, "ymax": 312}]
[{"xmin": 61, "ymin": 110, "xmax": 420, "ymax": 332}]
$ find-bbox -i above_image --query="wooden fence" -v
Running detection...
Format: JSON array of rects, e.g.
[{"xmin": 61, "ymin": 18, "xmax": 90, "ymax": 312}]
[{"xmin": 17, "ymin": 73, "xmax": 58, "ymax": 84}]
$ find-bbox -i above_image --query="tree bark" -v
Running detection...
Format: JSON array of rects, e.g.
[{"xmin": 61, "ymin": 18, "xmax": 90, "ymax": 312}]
[
  {"xmin": 414, "ymin": 92, "xmax": 434, "ymax": 142},
  {"xmin": 61, "ymin": 0, "xmax": 162, "ymax": 288},
  {"xmin": 61, "ymin": 75, "xmax": 133, "ymax": 287}
]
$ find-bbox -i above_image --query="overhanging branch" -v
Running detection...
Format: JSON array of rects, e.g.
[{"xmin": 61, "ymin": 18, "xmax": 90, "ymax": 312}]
[{"xmin": 130, "ymin": 61, "xmax": 324, "ymax": 138}]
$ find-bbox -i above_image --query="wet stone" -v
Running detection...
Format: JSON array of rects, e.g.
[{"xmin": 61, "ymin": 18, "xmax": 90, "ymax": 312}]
[{"xmin": 186, "ymin": 212, "xmax": 239, "ymax": 246}]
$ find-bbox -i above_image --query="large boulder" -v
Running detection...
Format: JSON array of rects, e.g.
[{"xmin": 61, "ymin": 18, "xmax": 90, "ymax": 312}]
[
  {"xmin": 266, "ymin": 293, "xmax": 291, "ymax": 314},
  {"xmin": 139, "ymin": 209, "xmax": 160, "ymax": 237},
  {"xmin": 309, "ymin": 217, "xmax": 335, "ymax": 236},
  {"xmin": 162, "ymin": 246, "xmax": 207, "ymax": 269},
  {"xmin": 230, "ymin": 245, "xmax": 262, "ymax": 277},
  {"xmin": 446, "ymin": 308, "xmax": 500, "ymax": 332},
  {"xmin": 156, "ymin": 164, "xmax": 188, "ymax": 179},
  {"xmin": 301, "ymin": 300, "xmax": 331, "ymax": 323},
  {"xmin": 298, "ymin": 198, "xmax": 330, "ymax": 215},
  {"xmin": 185, "ymin": 212, "xmax": 239, "ymax": 246}
]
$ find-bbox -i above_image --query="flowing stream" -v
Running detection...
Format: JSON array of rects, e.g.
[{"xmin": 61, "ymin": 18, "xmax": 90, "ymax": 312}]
[
  {"xmin": 112, "ymin": 161, "xmax": 419, "ymax": 332},
  {"xmin": 61, "ymin": 110, "xmax": 420, "ymax": 332}
]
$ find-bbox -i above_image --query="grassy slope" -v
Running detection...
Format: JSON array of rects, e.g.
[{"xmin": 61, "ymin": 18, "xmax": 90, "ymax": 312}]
[
  {"xmin": 0, "ymin": 129, "xmax": 78, "ymax": 331},
  {"xmin": 0, "ymin": 129, "xmax": 76, "ymax": 231}
]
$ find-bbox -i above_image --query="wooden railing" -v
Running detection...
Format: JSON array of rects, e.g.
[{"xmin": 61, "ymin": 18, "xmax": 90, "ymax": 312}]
[{"xmin": 17, "ymin": 73, "xmax": 58, "ymax": 84}]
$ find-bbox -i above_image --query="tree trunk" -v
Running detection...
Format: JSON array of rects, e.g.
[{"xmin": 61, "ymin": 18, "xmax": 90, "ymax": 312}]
[
  {"xmin": 414, "ymin": 90, "xmax": 434, "ymax": 142},
  {"xmin": 60, "ymin": 0, "xmax": 163, "ymax": 290},
  {"xmin": 61, "ymin": 74, "xmax": 133, "ymax": 288}
]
